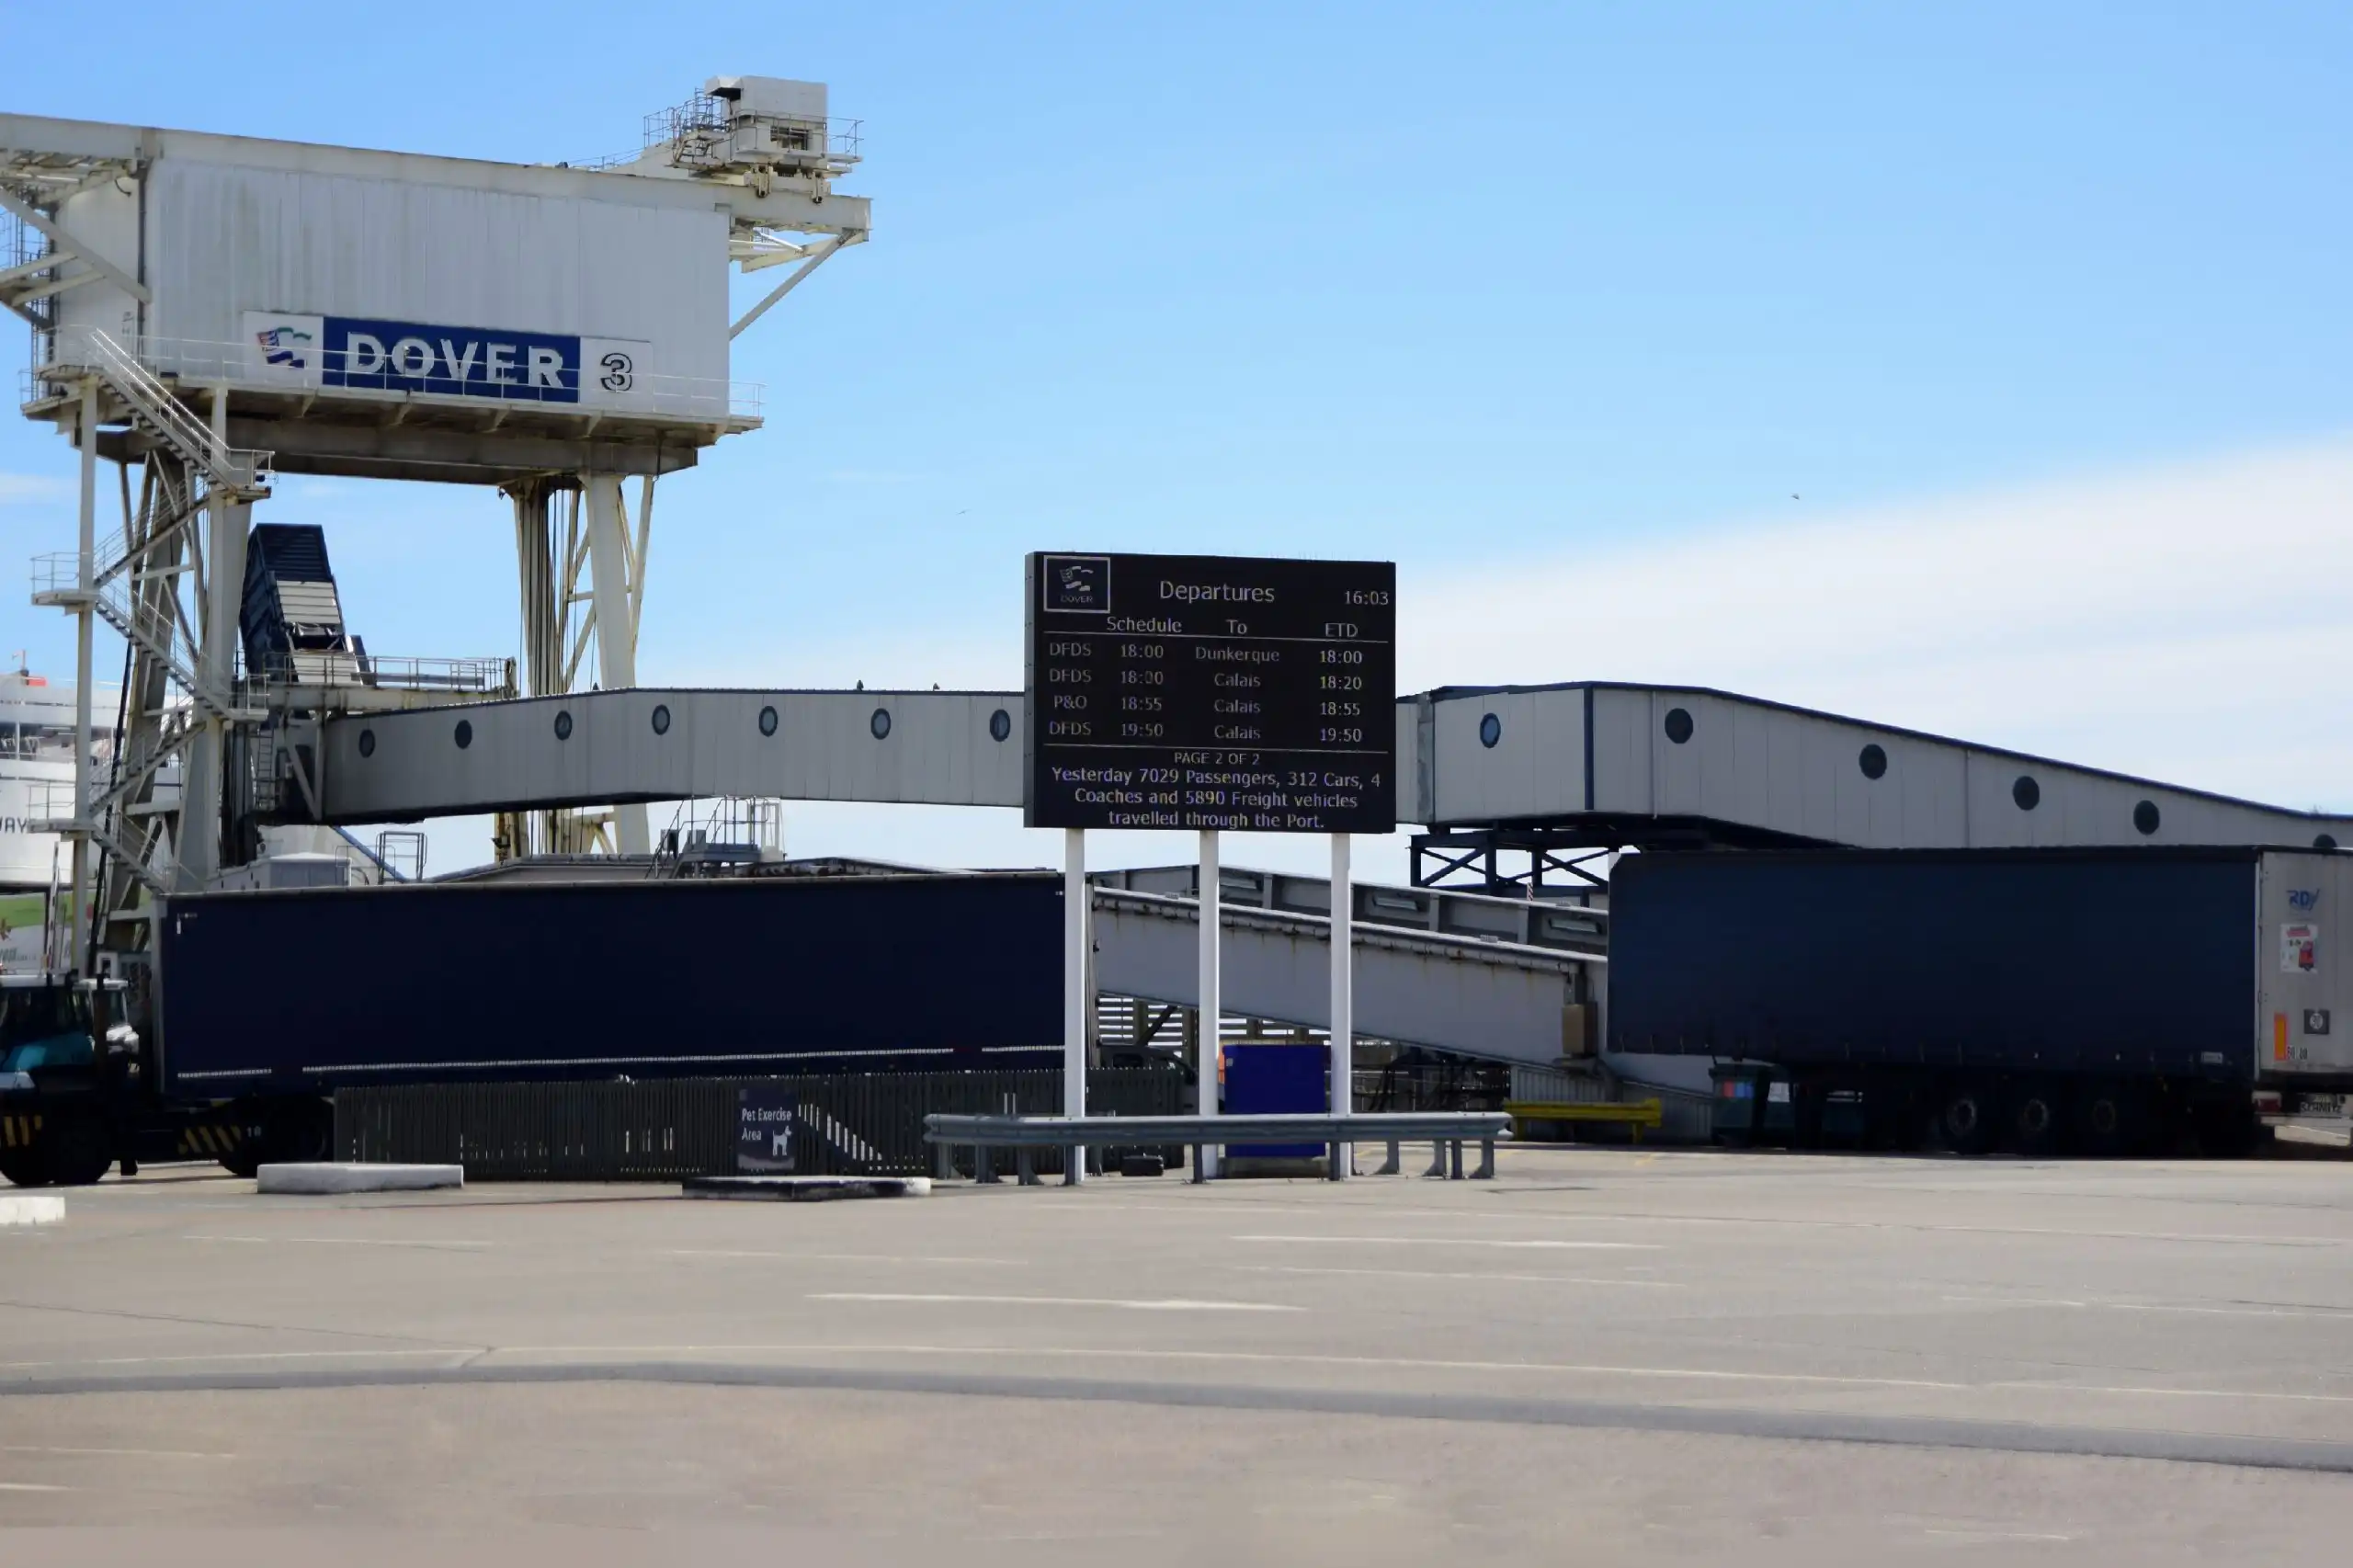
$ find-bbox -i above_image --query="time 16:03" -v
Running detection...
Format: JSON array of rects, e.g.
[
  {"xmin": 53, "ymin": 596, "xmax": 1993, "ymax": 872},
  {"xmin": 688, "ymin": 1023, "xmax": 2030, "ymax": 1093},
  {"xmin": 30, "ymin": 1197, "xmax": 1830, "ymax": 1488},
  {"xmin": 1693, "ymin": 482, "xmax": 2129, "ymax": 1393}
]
[{"xmin": 1341, "ymin": 589, "xmax": 1391, "ymax": 607}]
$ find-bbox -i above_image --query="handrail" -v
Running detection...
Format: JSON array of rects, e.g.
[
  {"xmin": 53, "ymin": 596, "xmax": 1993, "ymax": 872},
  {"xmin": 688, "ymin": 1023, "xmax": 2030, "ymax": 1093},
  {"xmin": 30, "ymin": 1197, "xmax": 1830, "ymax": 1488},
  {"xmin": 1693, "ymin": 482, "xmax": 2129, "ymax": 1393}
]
[
  {"xmin": 34, "ymin": 551, "xmax": 235, "ymax": 718},
  {"xmin": 45, "ymin": 327, "xmax": 272, "ymax": 499},
  {"xmin": 1094, "ymin": 885, "xmax": 1604, "ymax": 971}
]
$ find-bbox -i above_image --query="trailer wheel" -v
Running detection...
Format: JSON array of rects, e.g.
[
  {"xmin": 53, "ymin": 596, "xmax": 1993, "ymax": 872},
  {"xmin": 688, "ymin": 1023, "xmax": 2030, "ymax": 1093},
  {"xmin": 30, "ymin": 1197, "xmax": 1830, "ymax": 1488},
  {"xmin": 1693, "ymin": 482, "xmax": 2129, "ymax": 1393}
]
[
  {"xmin": 2074, "ymin": 1085, "xmax": 2131, "ymax": 1156},
  {"xmin": 2189, "ymin": 1099, "xmax": 2259, "ymax": 1159},
  {"xmin": 42, "ymin": 1118, "xmax": 115, "ymax": 1187},
  {"xmin": 217, "ymin": 1120, "xmax": 262, "ymax": 1180},
  {"xmin": 262, "ymin": 1100, "xmax": 334, "ymax": 1165},
  {"xmin": 1935, "ymin": 1084, "xmax": 1995, "ymax": 1155},
  {"xmin": 0, "ymin": 1144, "xmax": 49, "ymax": 1188},
  {"xmin": 2006, "ymin": 1085, "xmax": 2064, "ymax": 1157}
]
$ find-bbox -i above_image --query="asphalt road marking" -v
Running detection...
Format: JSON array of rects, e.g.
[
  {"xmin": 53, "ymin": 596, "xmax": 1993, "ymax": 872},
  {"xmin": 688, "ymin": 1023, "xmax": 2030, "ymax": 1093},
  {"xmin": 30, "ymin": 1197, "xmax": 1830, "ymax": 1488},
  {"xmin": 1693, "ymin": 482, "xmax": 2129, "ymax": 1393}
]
[
  {"xmin": 1233, "ymin": 1234, "xmax": 1659, "ymax": 1251},
  {"xmin": 665, "ymin": 1250, "xmax": 1016, "ymax": 1266},
  {"xmin": 0, "ymin": 1348, "xmax": 467, "ymax": 1373},
  {"xmin": 807, "ymin": 1293, "xmax": 1303, "ymax": 1313},
  {"xmin": 1232, "ymin": 1265, "xmax": 1685, "ymax": 1288},
  {"xmin": 1943, "ymin": 1293, "xmax": 2353, "ymax": 1321},
  {"xmin": 10, "ymin": 1337, "xmax": 2352, "ymax": 1408},
  {"xmin": 0, "ymin": 1483, "xmax": 71, "ymax": 1492},
  {"xmin": 181, "ymin": 1234, "xmax": 493, "ymax": 1251},
  {"xmin": 0, "ymin": 1445, "xmax": 233, "ymax": 1460}
]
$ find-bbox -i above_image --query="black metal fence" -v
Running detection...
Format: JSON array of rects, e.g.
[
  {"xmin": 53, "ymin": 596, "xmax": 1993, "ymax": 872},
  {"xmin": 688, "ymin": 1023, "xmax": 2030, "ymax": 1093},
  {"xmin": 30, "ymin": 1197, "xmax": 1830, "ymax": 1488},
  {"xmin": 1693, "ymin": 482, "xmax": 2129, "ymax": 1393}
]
[{"xmin": 334, "ymin": 1067, "xmax": 1189, "ymax": 1181}]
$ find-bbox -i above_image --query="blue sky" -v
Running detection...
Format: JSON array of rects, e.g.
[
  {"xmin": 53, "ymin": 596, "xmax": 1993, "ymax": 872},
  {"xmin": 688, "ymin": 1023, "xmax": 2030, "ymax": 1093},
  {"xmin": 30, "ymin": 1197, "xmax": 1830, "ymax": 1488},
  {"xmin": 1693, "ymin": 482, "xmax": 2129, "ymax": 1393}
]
[{"xmin": 4, "ymin": 1, "xmax": 2349, "ymax": 877}]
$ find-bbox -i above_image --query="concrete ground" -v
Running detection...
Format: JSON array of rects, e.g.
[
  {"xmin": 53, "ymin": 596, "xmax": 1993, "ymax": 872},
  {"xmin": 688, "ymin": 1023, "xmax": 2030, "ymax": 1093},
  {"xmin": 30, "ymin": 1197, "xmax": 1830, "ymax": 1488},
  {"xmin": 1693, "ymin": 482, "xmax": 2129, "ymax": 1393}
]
[{"xmin": 4, "ymin": 1144, "xmax": 2351, "ymax": 1565}]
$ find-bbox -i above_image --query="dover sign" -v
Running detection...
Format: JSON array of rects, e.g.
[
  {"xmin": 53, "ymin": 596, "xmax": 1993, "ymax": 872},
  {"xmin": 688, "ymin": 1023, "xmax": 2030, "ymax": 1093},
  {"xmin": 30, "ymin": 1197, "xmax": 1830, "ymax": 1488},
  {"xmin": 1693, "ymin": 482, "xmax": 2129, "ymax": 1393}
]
[{"xmin": 243, "ymin": 312, "xmax": 651, "ymax": 407}]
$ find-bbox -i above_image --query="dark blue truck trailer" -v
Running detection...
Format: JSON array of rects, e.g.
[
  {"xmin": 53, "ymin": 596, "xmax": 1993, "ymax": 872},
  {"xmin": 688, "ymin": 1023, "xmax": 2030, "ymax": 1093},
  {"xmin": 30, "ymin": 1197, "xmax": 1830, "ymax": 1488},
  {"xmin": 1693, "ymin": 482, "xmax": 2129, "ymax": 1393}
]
[
  {"xmin": 1608, "ymin": 847, "xmax": 2353, "ymax": 1155},
  {"xmin": 1, "ymin": 869, "xmax": 1062, "ymax": 1185}
]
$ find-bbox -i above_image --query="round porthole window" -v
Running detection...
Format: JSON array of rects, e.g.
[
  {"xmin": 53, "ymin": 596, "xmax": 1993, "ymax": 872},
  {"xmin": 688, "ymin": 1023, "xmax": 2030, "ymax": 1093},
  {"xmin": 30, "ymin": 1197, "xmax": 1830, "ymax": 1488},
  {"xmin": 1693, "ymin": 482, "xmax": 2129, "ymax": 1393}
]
[
  {"xmin": 553, "ymin": 710, "xmax": 573, "ymax": 741},
  {"xmin": 2318, "ymin": 835, "xmax": 2339, "ymax": 853},
  {"xmin": 2132, "ymin": 800, "xmax": 2160, "ymax": 836},
  {"xmin": 1663, "ymin": 707, "xmax": 1694, "ymax": 744},
  {"xmin": 1859, "ymin": 744, "xmax": 1887, "ymax": 780},
  {"xmin": 758, "ymin": 704, "xmax": 779, "ymax": 737},
  {"xmin": 358, "ymin": 728, "xmax": 376, "ymax": 758},
  {"xmin": 2012, "ymin": 775, "xmax": 2040, "ymax": 811},
  {"xmin": 989, "ymin": 708, "xmax": 1012, "ymax": 743},
  {"xmin": 870, "ymin": 707, "xmax": 892, "ymax": 740},
  {"xmin": 1478, "ymin": 713, "xmax": 1501, "ymax": 749},
  {"xmin": 454, "ymin": 719, "xmax": 473, "ymax": 750},
  {"xmin": 651, "ymin": 703, "xmax": 671, "ymax": 736}
]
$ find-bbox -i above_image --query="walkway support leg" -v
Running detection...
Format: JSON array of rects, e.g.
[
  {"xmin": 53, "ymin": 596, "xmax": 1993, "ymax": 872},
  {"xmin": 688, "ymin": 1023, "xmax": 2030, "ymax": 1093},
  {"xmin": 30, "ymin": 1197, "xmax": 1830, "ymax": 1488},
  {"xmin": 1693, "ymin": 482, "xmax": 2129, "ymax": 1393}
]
[
  {"xmin": 68, "ymin": 381, "xmax": 95, "ymax": 961},
  {"xmin": 583, "ymin": 472, "xmax": 648, "ymax": 855},
  {"xmin": 1329, "ymin": 832, "xmax": 1353, "ymax": 1181},
  {"xmin": 1063, "ymin": 826, "xmax": 1086, "ymax": 1185},
  {"xmin": 1197, "ymin": 830, "xmax": 1221, "ymax": 1180}
]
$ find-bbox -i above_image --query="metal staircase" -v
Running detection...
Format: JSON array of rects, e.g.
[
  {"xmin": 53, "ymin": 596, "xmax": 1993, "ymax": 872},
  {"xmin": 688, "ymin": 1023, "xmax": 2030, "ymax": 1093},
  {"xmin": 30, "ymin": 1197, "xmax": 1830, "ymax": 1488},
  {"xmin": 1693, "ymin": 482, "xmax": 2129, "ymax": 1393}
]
[
  {"xmin": 41, "ymin": 327, "xmax": 273, "ymax": 505},
  {"xmin": 33, "ymin": 551, "xmax": 239, "ymax": 719}
]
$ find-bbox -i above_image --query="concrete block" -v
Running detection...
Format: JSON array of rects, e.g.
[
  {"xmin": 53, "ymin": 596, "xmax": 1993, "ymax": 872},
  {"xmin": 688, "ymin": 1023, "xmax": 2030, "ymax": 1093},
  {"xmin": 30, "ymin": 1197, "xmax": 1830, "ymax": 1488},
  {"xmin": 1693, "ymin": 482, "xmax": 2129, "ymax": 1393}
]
[
  {"xmin": 0, "ymin": 1194, "xmax": 64, "ymax": 1225},
  {"xmin": 681, "ymin": 1175, "xmax": 932, "ymax": 1201},
  {"xmin": 256, "ymin": 1164, "xmax": 464, "ymax": 1194}
]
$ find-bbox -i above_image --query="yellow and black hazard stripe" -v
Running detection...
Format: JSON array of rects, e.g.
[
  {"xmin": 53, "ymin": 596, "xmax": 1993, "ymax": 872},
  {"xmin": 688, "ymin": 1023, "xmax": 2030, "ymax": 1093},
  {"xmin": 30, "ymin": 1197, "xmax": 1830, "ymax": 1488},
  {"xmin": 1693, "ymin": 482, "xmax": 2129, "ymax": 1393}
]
[
  {"xmin": 175, "ymin": 1123, "xmax": 244, "ymax": 1157},
  {"xmin": 2, "ymin": 1114, "xmax": 42, "ymax": 1149}
]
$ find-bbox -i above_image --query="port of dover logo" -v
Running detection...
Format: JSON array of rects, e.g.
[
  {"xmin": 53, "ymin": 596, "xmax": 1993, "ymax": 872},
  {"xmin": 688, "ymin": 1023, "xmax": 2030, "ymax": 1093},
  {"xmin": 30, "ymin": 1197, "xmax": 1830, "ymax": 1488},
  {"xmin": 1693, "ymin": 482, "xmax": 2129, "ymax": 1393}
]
[
  {"xmin": 1042, "ymin": 554, "xmax": 1110, "ymax": 613},
  {"xmin": 241, "ymin": 312, "xmax": 325, "ymax": 384}
]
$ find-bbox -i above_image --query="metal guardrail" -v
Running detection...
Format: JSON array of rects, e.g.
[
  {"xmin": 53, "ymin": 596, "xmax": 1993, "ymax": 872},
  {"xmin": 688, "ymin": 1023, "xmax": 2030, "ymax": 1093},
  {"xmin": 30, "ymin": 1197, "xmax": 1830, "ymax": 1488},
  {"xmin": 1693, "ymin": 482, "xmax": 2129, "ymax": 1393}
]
[{"xmin": 924, "ymin": 1110, "xmax": 1515, "ymax": 1186}]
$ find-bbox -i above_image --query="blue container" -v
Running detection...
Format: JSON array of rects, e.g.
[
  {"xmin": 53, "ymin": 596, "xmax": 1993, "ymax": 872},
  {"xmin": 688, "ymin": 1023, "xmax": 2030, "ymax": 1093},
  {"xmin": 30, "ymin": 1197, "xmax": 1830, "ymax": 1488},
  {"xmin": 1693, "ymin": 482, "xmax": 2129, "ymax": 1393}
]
[{"xmin": 1222, "ymin": 1042, "xmax": 1326, "ymax": 1157}]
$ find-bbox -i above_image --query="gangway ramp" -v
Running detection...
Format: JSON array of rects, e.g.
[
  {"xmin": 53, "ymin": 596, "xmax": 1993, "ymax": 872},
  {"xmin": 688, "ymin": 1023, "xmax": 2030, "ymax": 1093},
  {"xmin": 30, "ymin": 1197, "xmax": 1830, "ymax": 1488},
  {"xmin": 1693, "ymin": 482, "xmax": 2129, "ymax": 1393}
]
[
  {"xmin": 304, "ymin": 684, "xmax": 2353, "ymax": 862},
  {"xmin": 1089, "ymin": 867, "xmax": 1600, "ymax": 1069}
]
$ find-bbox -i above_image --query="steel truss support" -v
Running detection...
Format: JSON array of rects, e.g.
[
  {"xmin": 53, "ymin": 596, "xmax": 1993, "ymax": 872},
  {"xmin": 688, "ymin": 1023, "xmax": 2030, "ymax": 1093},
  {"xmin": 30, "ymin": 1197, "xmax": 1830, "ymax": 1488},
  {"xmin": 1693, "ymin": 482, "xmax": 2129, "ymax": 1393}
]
[
  {"xmin": 1410, "ymin": 830, "xmax": 1617, "ymax": 898},
  {"xmin": 76, "ymin": 439, "xmax": 208, "ymax": 991},
  {"xmin": 1410, "ymin": 817, "xmax": 1835, "ymax": 896}
]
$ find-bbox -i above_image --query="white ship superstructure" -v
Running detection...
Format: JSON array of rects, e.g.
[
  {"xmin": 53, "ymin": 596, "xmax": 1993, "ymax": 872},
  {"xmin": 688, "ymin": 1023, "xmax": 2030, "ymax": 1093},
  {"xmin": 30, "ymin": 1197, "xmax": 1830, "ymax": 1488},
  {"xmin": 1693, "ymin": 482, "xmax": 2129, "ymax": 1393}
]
[
  {"xmin": 0, "ymin": 665, "xmax": 119, "ymax": 969},
  {"xmin": 0, "ymin": 666, "xmax": 118, "ymax": 891}
]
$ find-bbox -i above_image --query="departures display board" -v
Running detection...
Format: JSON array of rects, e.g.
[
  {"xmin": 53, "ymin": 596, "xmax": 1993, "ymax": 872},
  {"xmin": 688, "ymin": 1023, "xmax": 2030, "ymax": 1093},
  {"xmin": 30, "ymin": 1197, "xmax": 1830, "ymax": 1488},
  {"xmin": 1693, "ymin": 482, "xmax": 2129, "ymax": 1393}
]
[{"xmin": 1024, "ymin": 551, "xmax": 1396, "ymax": 834}]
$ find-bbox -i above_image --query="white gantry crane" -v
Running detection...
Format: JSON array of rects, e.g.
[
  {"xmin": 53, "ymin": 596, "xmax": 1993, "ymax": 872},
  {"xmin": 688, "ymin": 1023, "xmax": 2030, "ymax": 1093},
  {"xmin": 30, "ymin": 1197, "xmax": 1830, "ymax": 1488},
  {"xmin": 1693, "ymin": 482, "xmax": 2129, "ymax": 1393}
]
[{"xmin": 2, "ymin": 74, "xmax": 868, "ymax": 972}]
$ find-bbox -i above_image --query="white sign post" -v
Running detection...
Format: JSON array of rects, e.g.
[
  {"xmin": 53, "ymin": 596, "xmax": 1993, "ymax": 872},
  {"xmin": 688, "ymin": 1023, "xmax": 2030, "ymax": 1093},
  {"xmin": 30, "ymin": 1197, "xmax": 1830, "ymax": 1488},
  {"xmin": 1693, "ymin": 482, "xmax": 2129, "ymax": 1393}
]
[
  {"xmin": 1196, "ymin": 828, "xmax": 1221, "ymax": 1183},
  {"xmin": 1329, "ymin": 831, "xmax": 1353, "ymax": 1180},
  {"xmin": 1063, "ymin": 826, "xmax": 1087, "ymax": 1185}
]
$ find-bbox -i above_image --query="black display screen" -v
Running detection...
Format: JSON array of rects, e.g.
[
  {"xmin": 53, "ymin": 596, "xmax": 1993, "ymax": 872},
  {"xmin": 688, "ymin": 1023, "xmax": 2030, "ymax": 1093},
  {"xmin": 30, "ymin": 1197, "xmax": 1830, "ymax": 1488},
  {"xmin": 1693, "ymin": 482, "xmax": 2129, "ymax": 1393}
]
[{"xmin": 1024, "ymin": 551, "xmax": 1396, "ymax": 834}]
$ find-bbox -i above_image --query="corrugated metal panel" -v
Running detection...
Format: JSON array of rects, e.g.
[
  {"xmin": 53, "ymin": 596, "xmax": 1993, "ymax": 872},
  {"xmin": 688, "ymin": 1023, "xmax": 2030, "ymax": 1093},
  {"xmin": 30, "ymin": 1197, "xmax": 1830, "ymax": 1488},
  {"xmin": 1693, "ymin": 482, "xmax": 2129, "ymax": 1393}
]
[
  {"xmin": 2256, "ymin": 851, "xmax": 2353, "ymax": 1083},
  {"xmin": 1091, "ymin": 893, "xmax": 1575, "ymax": 1066},
  {"xmin": 1425, "ymin": 687, "xmax": 1584, "ymax": 824},
  {"xmin": 143, "ymin": 160, "xmax": 728, "ymax": 384},
  {"xmin": 50, "ymin": 182, "xmax": 142, "ymax": 342}
]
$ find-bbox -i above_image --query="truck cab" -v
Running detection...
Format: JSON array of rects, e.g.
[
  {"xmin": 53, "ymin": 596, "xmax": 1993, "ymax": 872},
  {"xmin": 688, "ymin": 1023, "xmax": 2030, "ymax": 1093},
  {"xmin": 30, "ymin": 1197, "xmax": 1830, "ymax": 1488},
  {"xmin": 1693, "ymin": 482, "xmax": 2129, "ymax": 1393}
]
[{"xmin": 0, "ymin": 973, "xmax": 139, "ymax": 1187}]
